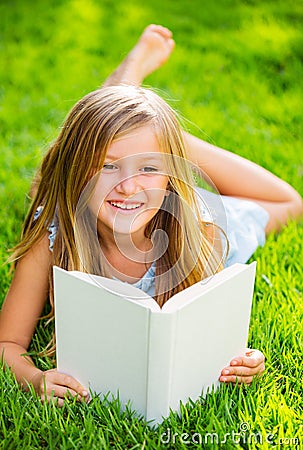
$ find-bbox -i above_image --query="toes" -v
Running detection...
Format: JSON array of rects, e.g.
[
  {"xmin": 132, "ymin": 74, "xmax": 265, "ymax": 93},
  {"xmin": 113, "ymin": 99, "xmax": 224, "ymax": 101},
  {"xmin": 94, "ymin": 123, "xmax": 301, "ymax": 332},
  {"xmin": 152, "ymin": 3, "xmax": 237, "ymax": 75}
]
[{"xmin": 145, "ymin": 24, "xmax": 173, "ymax": 39}]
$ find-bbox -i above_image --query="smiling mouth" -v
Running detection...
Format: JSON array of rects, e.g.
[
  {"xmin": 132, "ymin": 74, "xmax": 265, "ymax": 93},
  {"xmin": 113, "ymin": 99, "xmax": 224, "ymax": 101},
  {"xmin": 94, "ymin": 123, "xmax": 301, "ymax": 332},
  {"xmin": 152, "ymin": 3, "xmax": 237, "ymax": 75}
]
[{"xmin": 108, "ymin": 201, "xmax": 143, "ymax": 211}]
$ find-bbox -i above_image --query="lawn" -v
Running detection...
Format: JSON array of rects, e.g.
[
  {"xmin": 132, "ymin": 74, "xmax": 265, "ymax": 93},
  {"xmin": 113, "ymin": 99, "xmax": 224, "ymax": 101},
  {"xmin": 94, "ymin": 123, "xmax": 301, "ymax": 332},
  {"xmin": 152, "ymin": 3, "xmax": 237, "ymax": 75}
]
[{"xmin": 0, "ymin": 0, "xmax": 302, "ymax": 448}]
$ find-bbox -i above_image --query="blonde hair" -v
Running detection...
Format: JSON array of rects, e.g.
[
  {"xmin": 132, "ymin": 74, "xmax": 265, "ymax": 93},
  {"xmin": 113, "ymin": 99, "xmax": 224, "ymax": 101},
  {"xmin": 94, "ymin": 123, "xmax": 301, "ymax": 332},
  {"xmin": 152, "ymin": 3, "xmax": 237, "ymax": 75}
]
[{"xmin": 12, "ymin": 85, "xmax": 224, "ymax": 336}]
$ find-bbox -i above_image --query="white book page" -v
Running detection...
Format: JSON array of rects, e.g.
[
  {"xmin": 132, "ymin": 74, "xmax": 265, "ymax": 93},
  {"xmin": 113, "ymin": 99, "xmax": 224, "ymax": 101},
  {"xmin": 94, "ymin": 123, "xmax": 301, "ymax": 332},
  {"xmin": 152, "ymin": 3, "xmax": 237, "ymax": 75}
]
[
  {"xmin": 162, "ymin": 263, "xmax": 255, "ymax": 313},
  {"xmin": 167, "ymin": 263, "xmax": 256, "ymax": 409},
  {"xmin": 54, "ymin": 267, "xmax": 156, "ymax": 415},
  {"xmin": 64, "ymin": 268, "xmax": 160, "ymax": 312}
]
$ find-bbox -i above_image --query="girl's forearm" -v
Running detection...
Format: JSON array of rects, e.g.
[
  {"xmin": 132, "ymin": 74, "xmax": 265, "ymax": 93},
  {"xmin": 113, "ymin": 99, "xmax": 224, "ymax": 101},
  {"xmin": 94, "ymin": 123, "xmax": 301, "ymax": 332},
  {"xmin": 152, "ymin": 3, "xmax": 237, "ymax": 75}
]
[
  {"xmin": 0, "ymin": 342, "xmax": 42, "ymax": 390},
  {"xmin": 184, "ymin": 132, "xmax": 297, "ymax": 200},
  {"xmin": 183, "ymin": 132, "xmax": 303, "ymax": 231}
]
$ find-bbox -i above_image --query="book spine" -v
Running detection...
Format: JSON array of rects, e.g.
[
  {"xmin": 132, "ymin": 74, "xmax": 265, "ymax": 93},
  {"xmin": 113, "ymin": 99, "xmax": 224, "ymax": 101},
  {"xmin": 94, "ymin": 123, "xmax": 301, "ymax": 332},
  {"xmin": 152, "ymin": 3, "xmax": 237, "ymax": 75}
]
[{"xmin": 145, "ymin": 312, "xmax": 176, "ymax": 424}]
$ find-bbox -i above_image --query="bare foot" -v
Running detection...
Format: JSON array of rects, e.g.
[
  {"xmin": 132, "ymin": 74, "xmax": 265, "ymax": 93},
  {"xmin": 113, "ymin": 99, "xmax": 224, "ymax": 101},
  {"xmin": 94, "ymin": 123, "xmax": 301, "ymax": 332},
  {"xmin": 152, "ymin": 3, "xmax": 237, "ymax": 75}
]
[{"xmin": 103, "ymin": 24, "xmax": 175, "ymax": 87}]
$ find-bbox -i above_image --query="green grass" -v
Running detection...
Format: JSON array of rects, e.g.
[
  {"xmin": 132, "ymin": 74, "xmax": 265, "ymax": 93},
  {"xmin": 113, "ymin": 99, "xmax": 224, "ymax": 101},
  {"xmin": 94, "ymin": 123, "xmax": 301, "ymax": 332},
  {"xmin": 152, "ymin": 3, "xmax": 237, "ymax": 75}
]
[{"xmin": 1, "ymin": 0, "xmax": 303, "ymax": 448}]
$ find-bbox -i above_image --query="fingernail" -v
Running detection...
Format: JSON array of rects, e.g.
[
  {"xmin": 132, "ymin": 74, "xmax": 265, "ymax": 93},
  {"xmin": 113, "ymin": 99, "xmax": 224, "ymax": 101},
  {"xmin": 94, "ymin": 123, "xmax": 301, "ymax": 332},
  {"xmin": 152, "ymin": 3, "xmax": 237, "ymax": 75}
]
[
  {"xmin": 231, "ymin": 360, "xmax": 238, "ymax": 366},
  {"xmin": 220, "ymin": 377, "xmax": 227, "ymax": 382},
  {"xmin": 222, "ymin": 369, "xmax": 229, "ymax": 375},
  {"xmin": 82, "ymin": 390, "xmax": 88, "ymax": 396}
]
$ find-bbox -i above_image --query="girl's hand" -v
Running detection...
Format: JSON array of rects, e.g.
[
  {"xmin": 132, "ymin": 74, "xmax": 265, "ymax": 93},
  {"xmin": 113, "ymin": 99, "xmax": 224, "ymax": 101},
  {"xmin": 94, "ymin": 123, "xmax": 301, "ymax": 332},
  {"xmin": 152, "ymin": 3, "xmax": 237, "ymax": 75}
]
[
  {"xmin": 31, "ymin": 369, "xmax": 89, "ymax": 407},
  {"xmin": 219, "ymin": 349, "xmax": 265, "ymax": 385}
]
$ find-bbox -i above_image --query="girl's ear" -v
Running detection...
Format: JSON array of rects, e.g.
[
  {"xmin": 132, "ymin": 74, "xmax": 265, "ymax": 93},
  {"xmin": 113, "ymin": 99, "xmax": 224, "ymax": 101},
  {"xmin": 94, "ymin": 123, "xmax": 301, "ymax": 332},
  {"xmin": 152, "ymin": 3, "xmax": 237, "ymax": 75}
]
[{"xmin": 165, "ymin": 182, "xmax": 172, "ymax": 196}]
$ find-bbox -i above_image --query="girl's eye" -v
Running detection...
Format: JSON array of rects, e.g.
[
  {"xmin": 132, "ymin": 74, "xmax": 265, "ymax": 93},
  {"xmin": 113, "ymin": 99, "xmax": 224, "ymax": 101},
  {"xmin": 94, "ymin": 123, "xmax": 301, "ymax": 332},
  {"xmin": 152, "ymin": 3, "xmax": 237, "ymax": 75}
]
[
  {"xmin": 140, "ymin": 166, "xmax": 159, "ymax": 173},
  {"xmin": 102, "ymin": 163, "xmax": 117, "ymax": 171}
]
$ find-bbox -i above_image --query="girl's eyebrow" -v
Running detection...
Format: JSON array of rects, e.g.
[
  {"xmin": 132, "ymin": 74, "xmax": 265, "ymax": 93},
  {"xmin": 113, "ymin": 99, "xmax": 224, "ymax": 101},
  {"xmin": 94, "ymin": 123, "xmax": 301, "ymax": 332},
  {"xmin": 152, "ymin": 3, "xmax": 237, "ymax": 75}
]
[{"xmin": 104, "ymin": 154, "xmax": 164, "ymax": 163}]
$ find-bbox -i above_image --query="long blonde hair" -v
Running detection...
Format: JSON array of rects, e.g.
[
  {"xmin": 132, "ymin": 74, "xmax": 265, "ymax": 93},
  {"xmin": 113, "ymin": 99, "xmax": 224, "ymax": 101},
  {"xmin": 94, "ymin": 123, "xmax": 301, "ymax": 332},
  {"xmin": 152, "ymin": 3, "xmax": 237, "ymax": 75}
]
[{"xmin": 12, "ymin": 86, "xmax": 224, "ymax": 313}]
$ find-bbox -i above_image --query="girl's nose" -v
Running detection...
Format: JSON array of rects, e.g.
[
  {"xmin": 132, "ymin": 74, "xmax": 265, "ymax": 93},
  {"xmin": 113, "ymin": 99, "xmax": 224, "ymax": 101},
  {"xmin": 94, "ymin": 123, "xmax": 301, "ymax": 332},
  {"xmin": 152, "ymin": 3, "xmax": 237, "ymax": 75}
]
[{"xmin": 115, "ymin": 174, "xmax": 142, "ymax": 196}]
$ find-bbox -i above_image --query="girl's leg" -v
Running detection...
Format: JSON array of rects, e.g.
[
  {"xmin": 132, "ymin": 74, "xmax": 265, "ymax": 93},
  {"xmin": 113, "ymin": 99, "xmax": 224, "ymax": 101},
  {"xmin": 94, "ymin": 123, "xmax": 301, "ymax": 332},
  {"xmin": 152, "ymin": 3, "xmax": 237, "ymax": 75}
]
[{"xmin": 102, "ymin": 24, "xmax": 175, "ymax": 87}]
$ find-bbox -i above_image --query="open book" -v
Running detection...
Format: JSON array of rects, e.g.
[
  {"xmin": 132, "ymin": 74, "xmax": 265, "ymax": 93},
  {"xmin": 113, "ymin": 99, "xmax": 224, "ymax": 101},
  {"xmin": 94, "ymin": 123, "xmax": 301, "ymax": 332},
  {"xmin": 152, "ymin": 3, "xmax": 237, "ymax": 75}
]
[{"xmin": 54, "ymin": 262, "xmax": 256, "ymax": 424}]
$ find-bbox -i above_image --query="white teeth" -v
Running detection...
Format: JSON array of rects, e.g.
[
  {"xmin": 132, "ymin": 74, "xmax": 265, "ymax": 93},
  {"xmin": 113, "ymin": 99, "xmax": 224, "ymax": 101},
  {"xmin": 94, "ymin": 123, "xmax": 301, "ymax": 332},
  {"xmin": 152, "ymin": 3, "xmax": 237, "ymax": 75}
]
[{"xmin": 110, "ymin": 201, "xmax": 141, "ymax": 210}]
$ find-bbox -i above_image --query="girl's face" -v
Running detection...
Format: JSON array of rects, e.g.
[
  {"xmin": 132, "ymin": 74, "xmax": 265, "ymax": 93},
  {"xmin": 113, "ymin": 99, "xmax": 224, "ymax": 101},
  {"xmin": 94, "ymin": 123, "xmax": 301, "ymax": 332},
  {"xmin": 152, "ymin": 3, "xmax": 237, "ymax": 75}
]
[{"xmin": 90, "ymin": 126, "xmax": 169, "ymax": 240}]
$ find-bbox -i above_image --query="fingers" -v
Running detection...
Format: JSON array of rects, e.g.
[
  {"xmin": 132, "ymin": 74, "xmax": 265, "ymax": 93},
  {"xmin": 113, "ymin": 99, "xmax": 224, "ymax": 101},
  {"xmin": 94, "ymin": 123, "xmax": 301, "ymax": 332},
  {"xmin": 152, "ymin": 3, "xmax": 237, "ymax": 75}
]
[
  {"xmin": 37, "ymin": 369, "xmax": 89, "ymax": 407},
  {"xmin": 229, "ymin": 349, "xmax": 265, "ymax": 369},
  {"xmin": 219, "ymin": 349, "xmax": 265, "ymax": 385}
]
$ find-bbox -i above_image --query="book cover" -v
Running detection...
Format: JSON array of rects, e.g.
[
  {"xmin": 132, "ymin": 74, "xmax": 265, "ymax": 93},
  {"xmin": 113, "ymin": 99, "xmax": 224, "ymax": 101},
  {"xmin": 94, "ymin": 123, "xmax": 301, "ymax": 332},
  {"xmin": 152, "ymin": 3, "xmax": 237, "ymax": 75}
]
[{"xmin": 54, "ymin": 262, "xmax": 256, "ymax": 423}]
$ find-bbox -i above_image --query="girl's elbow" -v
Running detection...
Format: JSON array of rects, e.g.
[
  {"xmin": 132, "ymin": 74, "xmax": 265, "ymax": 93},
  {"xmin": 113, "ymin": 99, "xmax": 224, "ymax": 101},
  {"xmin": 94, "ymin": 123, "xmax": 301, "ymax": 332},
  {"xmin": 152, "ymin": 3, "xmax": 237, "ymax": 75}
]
[
  {"xmin": 290, "ymin": 191, "xmax": 303, "ymax": 220},
  {"xmin": 265, "ymin": 192, "xmax": 303, "ymax": 233}
]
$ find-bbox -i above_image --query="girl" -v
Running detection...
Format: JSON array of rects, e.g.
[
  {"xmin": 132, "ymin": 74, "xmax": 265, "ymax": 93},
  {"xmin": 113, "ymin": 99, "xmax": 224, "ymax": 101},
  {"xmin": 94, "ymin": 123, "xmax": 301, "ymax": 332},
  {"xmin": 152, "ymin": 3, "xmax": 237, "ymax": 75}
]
[{"xmin": 0, "ymin": 26, "xmax": 302, "ymax": 407}]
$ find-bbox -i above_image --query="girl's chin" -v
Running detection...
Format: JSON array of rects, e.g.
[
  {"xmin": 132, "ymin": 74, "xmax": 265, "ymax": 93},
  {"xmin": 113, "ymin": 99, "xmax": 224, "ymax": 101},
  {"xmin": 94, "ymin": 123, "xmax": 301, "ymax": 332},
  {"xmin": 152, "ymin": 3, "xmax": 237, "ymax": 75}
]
[
  {"xmin": 96, "ymin": 216, "xmax": 146, "ymax": 235},
  {"xmin": 109, "ymin": 223, "xmax": 147, "ymax": 236}
]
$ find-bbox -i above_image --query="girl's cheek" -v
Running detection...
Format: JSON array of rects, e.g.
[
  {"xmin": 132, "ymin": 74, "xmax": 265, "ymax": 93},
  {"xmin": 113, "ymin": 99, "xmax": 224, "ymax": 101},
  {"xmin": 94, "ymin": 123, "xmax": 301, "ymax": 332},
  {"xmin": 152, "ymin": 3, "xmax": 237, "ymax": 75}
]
[{"xmin": 94, "ymin": 174, "xmax": 117, "ymax": 197}]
